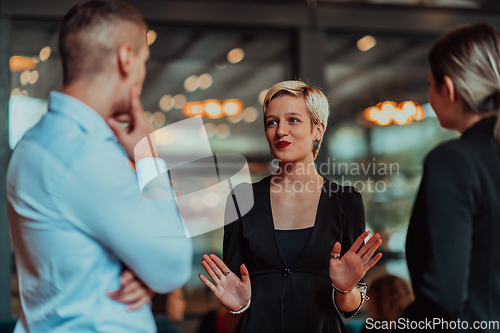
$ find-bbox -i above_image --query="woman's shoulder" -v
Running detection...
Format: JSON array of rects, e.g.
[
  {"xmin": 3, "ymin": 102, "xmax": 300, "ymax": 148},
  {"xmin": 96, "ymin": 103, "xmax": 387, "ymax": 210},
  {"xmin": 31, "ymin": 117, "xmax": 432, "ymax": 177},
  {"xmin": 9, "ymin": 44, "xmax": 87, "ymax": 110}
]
[{"xmin": 424, "ymin": 138, "xmax": 473, "ymax": 170}]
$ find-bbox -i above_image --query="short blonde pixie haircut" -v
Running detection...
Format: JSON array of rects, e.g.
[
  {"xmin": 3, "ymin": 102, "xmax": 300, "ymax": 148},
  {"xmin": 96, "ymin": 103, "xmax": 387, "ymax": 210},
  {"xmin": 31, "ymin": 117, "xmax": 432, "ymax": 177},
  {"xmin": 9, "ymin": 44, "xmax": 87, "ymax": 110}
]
[{"xmin": 263, "ymin": 80, "xmax": 330, "ymax": 159}]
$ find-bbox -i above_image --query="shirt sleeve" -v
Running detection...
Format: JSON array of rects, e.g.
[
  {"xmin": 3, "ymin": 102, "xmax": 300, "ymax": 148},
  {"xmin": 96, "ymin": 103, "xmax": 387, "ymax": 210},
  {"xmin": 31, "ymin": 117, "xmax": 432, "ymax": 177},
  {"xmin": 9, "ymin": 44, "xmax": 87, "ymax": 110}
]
[
  {"xmin": 405, "ymin": 143, "xmax": 478, "ymax": 318},
  {"xmin": 62, "ymin": 143, "xmax": 193, "ymax": 293},
  {"xmin": 336, "ymin": 187, "xmax": 367, "ymax": 319}
]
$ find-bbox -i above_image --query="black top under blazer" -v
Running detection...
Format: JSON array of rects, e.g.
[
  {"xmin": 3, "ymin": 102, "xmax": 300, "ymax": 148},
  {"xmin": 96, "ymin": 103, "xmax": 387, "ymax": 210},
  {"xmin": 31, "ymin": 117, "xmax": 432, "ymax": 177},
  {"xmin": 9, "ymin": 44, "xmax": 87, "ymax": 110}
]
[
  {"xmin": 223, "ymin": 176, "xmax": 366, "ymax": 333},
  {"xmin": 401, "ymin": 116, "xmax": 500, "ymax": 332}
]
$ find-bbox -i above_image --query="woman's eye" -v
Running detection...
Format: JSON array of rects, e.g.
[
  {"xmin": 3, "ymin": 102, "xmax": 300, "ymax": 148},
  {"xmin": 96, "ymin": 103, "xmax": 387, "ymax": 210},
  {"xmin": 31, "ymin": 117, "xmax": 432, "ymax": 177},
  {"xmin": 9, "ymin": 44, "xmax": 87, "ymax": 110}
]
[
  {"xmin": 267, "ymin": 120, "xmax": 277, "ymax": 126},
  {"xmin": 290, "ymin": 118, "xmax": 299, "ymax": 123}
]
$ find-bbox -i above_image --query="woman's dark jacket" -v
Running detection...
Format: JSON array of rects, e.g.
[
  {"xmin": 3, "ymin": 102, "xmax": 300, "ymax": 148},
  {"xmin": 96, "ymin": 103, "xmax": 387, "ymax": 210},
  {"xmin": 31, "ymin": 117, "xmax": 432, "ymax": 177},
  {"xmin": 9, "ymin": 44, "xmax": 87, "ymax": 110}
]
[
  {"xmin": 223, "ymin": 176, "xmax": 366, "ymax": 333},
  {"xmin": 401, "ymin": 116, "xmax": 500, "ymax": 332}
]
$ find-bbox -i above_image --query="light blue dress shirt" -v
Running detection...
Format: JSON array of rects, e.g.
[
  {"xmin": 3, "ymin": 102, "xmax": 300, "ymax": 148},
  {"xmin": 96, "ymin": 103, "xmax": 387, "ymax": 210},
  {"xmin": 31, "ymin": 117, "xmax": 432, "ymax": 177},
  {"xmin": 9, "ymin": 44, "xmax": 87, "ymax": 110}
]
[{"xmin": 6, "ymin": 91, "xmax": 193, "ymax": 333}]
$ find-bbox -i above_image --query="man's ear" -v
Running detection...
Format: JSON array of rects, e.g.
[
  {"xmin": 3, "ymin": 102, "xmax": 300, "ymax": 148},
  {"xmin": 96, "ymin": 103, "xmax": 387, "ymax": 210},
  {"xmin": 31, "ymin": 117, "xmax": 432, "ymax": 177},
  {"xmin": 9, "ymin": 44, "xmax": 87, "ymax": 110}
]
[
  {"xmin": 117, "ymin": 43, "xmax": 134, "ymax": 77},
  {"xmin": 443, "ymin": 75, "xmax": 456, "ymax": 103}
]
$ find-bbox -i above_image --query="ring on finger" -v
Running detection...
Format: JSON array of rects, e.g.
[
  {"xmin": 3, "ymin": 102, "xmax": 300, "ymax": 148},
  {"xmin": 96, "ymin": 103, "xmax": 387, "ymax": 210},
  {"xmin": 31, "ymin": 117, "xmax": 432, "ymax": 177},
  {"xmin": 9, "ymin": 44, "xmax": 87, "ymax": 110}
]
[
  {"xmin": 223, "ymin": 270, "xmax": 231, "ymax": 276},
  {"xmin": 331, "ymin": 253, "xmax": 340, "ymax": 260}
]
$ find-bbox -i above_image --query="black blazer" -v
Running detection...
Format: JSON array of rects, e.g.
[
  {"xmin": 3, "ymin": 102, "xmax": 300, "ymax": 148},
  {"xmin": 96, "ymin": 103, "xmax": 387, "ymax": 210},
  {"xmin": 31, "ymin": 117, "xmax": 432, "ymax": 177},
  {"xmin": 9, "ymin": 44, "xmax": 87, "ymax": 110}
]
[
  {"xmin": 401, "ymin": 116, "xmax": 500, "ymax": 332},
  {"xmin": 223, "ymin": 176, "xmax": 366, "ymax": 333}
]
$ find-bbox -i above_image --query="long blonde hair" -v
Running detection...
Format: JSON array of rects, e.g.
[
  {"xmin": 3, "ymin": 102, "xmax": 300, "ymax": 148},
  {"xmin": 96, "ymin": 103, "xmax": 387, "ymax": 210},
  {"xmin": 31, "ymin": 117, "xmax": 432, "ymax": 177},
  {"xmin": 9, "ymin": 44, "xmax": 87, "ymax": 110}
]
[{"xmin": 429, "ymin": 23, "xmax": 500, "ymax": 144}]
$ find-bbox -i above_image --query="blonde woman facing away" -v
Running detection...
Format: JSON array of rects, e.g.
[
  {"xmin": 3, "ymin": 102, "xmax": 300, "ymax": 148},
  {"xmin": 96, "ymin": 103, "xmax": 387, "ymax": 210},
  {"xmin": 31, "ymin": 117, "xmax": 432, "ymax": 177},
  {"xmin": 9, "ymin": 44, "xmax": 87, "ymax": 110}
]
[
  {"xmin": 400, "ymin": 24, "xmax": 500, "ymax": 332},
  {"xmin": 199, "ymin": 81, "xmax": 383, "ymax": 333}
]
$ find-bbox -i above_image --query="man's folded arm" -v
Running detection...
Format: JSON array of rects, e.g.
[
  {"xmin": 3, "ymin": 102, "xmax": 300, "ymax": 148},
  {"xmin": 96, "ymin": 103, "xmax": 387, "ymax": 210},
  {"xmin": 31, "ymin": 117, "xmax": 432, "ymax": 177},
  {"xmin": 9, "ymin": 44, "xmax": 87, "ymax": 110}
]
[{"xmin": 63, "ymin": 146, "xmax": 193, "ymax": 293}]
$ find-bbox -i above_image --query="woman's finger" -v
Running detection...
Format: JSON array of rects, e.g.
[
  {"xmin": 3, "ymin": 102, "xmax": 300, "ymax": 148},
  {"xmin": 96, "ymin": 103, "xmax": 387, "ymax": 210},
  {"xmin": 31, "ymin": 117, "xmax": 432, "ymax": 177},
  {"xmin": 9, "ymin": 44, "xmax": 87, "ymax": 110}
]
[
  {"xmin": 240, "ymin": 264, "xmax": 250, "ymax": 285},
  {"xmin": 202, "ymin": 260, "xmax": 220, "ymax": 285},
  {"xmin": 347, "ymin": 231, "xmax": 370, "ymax": 254},
  {"xmin": 361, "ymin": 238, "xmax": 383, "ymax": 262},
  {"xmin": 199, "ymin": 274, "xmax": 217, "ymax": 292},
  {"xmin": 330, "ymin": 242, "xmax": 341, "ymax": 260},
  {"xmin": 358, "ymin": 234, "xmax": 380, "ymax": 258},
  {"xmin": 203, "ymin": 254, "xmax": 223, "ymax": 279},
  {"xmin": 210, "ymin": 254, "xmax": 231, "ymax": 276},
  {"xmin": 364, "ymin": 252, "xmax": 383, "ymax": 271}
]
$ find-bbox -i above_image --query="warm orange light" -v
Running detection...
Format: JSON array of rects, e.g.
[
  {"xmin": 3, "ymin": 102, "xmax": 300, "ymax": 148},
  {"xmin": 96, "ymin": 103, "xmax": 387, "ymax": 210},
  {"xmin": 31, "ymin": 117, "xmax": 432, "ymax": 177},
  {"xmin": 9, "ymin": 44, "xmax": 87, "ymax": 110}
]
[
  {"xmin": 152, "ymin": 112, "xmax": 165, "ymax": 127},
  {"xmin": 227, "ymin": 48, "xmax": 244, "ymax": 64},
  {"xmin": 203, "ymin": 99, "xmax": 223, "ymax": 118},
  {"xmin": 243, "ymin": 107, "xmax": 258, "ymax": 123},
  {"xmin": 198, "ymin": 73, "xmax": 213, "ymax": 90},
  {"xmin": 20, "ymin": 70, "xmax": 30, "ymax": 86},
  {"xmin": 374, "ymin": 114, "xmax": 392, "ymax": 126},
  {"xmin": 258, "ymin": 89, "xmax": 269, "ymax": 105},
  {"xmin": 147, "ymin": 30, "xmax": 157, "ymax": 46},
  {"xmin": 222, "ymin": 99, "xmax": 244, "ymax": 116},
  {"xmin": 215, "ymin": 124, "xmax": 230, "ymax": 139},
  {"xmin": 364, "ymin": 100, "xmax": 425, "ymax": 126},
  {"xmin": 39, "ymin": 47, "xmax": 51, "ymax": 61},
  {"xmin": 190, "ymin": 102, "xmax": 203, "ymax": 117},
  {"xmin": 414, "ymin": 106, "xmax": 426, "ymax": 121},
  {"xmin": 159, "ymin": 94, "xmax": 173, "ymax": 111},
  {"xmin": 173, "ymin": 94, "xmax": 187, "ymax": 109},
  {"xmin": 183, "ymin": 102, "xmax": 194, "ymax": 117},
  {"xmin": 10, "ymin": 56, "xmax": 36, "ymax": 72},
  {"xmin": 393, "ymin": 109, "xmax": 409, "ymax": 125},
  {"xmin": 402, "ymin": 101, "xmax": 417, "ymax": 117},
  {"xmin": 363, "ymin": 107, "xmax": 378, "ymax": 122},
  {"xmin": 184, "ymin": 75, "xmax": 199, "ymax": 92},
  {"xmin": 357, "ymin": 36, "xmax": 376, "ymax": 52},
  {"xmin": 29, "ymin": 70, "xmax": 39, "ymax": 84}
]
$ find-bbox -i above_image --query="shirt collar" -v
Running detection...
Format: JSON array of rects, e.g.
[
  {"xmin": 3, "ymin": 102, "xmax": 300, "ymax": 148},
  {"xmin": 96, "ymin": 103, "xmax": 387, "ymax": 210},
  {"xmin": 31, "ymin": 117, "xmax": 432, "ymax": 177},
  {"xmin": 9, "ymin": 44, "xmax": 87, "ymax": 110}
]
[{"xmin": 48, "ymin": 91, "xmax": 116, "ymax": 141}]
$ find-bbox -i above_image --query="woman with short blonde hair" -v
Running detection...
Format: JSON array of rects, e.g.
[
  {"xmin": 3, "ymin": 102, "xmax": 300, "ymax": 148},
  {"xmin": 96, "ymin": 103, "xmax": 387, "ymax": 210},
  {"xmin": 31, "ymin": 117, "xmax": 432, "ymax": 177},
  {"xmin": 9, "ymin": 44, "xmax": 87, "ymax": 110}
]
[
  {"xmin": 200, "ymin": 80, "xmax": 382, "ymax": 333},
  {"xmin": 263, "ymin": 80, "xmax": 330, "ymax": 160}
]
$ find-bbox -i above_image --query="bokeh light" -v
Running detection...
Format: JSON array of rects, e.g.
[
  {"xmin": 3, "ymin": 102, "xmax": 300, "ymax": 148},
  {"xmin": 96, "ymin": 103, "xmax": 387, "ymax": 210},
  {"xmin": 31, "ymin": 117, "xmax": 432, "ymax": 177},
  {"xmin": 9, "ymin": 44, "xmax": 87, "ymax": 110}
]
[
  {"xmin": 159, "ymin": 94, "xmax": 173, "ymax": 112},
  {"xmin": 147, "ymin": 30, "xmax": 157, "ymax": 46},
  {"xmin": 39, "ymin": 46, "xmax": 51, "ymax": 61},
  {"xmin": 357, "ymin": 35, "xmax": 376, "ymax": 52},
  {"xmin": 227, "ymin": 48, "xmax": 244, "ymax": 64}
]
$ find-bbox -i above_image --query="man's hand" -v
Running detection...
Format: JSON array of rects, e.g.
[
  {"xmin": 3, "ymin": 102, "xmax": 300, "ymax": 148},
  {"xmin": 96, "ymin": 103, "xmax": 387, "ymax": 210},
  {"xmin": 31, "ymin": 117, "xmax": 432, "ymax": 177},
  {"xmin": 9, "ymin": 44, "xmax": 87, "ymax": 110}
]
[
  {"xmin": 107, "ymin": 85, "xmax": 154, "ymax": 162},
  {"xmin": 107, "ymin": 270, "xmax": 155, "ymax": 311}
]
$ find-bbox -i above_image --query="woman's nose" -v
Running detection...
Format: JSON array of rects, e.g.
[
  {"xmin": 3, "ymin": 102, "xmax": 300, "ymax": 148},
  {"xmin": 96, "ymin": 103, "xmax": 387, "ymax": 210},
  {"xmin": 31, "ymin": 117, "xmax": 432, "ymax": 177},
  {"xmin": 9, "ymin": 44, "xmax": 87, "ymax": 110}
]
[{"xmin": 277, "ymin": 123, "xmax": 288, "ymax": 137}]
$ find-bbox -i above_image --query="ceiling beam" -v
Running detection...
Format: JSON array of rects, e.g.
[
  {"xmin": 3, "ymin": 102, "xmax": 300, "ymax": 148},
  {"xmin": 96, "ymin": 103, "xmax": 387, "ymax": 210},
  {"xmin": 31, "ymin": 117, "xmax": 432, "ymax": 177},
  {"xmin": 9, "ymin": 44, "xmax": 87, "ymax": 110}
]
[{"xmin": 2, "ymin": 0, "xmax": 500, "ymax": 35}]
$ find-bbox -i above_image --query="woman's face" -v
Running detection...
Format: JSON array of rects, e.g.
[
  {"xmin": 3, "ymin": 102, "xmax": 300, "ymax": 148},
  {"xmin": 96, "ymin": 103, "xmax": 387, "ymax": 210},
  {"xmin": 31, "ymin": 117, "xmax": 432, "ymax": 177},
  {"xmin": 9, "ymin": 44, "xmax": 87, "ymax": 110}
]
[
  {"xmin": 265, "ymin": 95, "xmax": 320, "ymax": 164},
  {"xmin": 428, "ymin": 71, "xmax": 458, "ymax": 130}
]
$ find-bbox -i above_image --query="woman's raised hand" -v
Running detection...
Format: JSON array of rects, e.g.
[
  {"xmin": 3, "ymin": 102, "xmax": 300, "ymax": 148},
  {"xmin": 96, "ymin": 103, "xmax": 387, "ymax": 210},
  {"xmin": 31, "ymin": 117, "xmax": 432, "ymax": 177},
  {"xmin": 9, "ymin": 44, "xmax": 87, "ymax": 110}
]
[
  {"xmin": 199, "ymin": 254, "xmax": 251, "ymax": 312},
  {"xmin": 329, "ymin": 231, "xmax": 382, "ymax": 291}
]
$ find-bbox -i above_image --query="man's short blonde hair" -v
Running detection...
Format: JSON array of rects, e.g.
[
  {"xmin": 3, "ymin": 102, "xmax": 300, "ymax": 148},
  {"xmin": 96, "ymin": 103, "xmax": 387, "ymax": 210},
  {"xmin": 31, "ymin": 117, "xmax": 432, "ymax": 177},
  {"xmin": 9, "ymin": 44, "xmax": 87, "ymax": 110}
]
[{"xmin": 263, "ymin": 80, "xmax": 330, "ymax": 159}]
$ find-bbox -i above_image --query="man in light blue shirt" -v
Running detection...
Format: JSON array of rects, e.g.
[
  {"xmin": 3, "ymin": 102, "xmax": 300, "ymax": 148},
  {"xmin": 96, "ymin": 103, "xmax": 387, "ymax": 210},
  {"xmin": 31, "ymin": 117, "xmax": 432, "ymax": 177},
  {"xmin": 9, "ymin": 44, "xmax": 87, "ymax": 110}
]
[{"xmin": 6, "ymin": 1, "xmax": 192, "ymax": 332}]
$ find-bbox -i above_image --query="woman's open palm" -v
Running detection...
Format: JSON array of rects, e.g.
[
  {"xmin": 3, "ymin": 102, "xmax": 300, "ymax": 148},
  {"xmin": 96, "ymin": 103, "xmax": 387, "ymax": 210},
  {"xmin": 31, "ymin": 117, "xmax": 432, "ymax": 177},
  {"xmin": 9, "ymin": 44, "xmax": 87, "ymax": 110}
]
[
  {"xmin": 199, "ymin": 254, "xmax": 251, "ymax": 312},
  {"xmin": 329, "ymin": 231, "xmax": 382, "ymax": 291}
]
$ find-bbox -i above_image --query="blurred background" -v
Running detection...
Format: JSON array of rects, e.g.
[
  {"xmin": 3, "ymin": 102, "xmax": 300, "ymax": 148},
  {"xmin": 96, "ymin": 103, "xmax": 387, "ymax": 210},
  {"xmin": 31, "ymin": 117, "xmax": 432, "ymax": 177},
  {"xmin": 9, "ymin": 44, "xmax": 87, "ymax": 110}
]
[{"xmin": 1, "ymin": 0, "xmax": 500, "ymax": 332}]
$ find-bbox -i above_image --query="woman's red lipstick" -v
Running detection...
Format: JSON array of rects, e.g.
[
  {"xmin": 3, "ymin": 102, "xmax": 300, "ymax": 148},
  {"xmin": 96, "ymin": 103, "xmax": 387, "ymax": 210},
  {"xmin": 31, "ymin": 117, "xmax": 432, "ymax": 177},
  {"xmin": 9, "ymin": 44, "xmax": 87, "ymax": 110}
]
[{"xmin": 276, "ymin": 141, "xmax": 291, "ymax": 148}]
